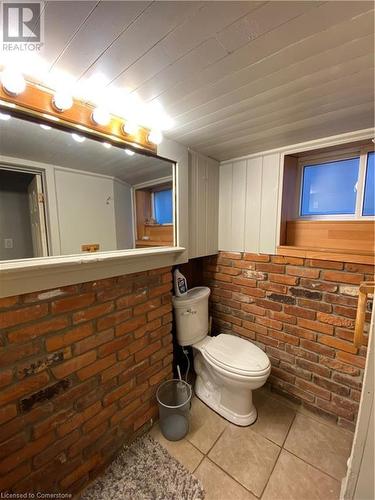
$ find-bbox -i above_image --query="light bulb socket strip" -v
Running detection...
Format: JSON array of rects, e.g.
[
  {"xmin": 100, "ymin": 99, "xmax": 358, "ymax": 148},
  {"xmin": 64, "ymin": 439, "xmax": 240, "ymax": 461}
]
[{"xmin": 0, "ymin": 79, "xmax": 158, "ymax": 153}]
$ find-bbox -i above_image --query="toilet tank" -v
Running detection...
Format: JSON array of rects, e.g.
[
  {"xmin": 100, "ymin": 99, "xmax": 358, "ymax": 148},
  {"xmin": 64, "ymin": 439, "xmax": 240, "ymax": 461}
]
[{"xmin": 172, "ymin": 287, "xmax": 211, "ymax": 346}]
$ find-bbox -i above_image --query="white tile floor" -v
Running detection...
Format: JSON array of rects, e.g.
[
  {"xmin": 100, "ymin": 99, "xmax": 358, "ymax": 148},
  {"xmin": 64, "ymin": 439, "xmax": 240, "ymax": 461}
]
[{"xmin": 150, "ymin": 387, "xmax": 354, "ymax": 500}]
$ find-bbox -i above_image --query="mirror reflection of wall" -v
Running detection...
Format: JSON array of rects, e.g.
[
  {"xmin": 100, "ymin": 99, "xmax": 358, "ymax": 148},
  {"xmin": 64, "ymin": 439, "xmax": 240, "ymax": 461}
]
[{"xmin": 0, "ymin": 114, "xmax": 175, "ymax": 261}]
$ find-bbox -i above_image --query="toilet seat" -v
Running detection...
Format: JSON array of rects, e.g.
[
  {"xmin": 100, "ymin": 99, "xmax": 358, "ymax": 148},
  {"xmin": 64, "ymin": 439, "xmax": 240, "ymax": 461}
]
[{"xmin": 198, "ymin": 334, "xmax": 270, "ymax": 377}]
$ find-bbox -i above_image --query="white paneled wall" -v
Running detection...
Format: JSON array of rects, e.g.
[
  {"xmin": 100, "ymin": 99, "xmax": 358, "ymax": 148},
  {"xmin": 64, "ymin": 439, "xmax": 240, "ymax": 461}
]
[
  {"xmin": 189, "ymin": 151, "xmax": 219, "ymax": 259},
  {"xmin": 219, "ymin": 153, "xmax": 281, "ymax": 254}
]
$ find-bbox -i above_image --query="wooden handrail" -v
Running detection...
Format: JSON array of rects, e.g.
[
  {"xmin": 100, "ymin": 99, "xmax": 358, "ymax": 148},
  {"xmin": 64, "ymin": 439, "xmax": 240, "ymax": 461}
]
[{"xmin": 354, "ymin": 282, "xmax": 374, "ymax": 348}]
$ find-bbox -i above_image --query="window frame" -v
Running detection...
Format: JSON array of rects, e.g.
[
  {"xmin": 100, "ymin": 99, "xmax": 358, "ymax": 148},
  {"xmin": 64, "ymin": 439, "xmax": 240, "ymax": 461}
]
[{"xmin": 297, "ymin": 145, "xmax": 374, "ymax": 220}]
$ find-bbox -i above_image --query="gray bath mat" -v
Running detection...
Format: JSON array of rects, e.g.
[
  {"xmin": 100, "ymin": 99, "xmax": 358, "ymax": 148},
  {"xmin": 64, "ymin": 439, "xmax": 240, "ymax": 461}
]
[{"xmin": 81, "ymin": 434, "xmax": 205, "ymax": 500}]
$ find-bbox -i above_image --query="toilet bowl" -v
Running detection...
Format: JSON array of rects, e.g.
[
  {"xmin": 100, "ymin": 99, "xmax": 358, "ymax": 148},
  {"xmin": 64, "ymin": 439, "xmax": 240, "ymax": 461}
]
[{"xmin": 172, "ymin": 286, "xmax": 271, "ymax": 426}]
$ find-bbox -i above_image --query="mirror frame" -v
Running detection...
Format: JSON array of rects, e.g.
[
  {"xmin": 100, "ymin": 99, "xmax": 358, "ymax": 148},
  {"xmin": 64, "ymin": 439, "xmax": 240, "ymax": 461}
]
[{"xmin": 0, "ymin": 85, "xmax": 187, "ymax": 298}]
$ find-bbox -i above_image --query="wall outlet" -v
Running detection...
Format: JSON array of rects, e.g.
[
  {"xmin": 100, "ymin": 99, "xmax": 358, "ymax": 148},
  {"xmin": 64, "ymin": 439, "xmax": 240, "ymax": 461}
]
[{"xmin": 4, "ymin": 238, "xmax": 13, "ymax": 249}]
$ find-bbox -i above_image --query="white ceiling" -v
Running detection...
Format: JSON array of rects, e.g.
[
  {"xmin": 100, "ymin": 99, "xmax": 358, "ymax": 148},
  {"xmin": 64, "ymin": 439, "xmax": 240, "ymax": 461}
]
[
  {"xmin": 0, "ymin": 116, "xmax": 173, "ymax": 185},
  {"xmin": 4, "ymin": 1, "xmax": 375, "ymax": 160}
]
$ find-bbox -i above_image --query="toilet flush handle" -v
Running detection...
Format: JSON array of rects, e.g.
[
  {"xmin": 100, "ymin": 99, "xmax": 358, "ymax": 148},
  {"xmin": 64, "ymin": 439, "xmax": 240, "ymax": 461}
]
[{"xmin": 181, "ymin": 308, "xmax": 197, "ymax": 316}]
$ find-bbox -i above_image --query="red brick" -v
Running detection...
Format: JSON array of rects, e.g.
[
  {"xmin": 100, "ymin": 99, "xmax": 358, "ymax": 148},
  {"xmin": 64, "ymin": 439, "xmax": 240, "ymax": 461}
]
[
  {"xmin": 322, "ymin": 271, "xmax": 364, "ymax": 285},
  {"xmin": 297, "ymin": 318, "xmax": 333, "ymax": 335},
  {"xmin": 316, "ymin": 398, "xmax": 355, "ymax": 421},
  {"xmin": 0, "ymin": 296, "xmax": 19, "ymax": 308},
  {"xmin": 297, "ymin": 298, "xmax": 332, "ymax": 313},
  {"xmin": 57, "ymin": 402, "xmax": 102, "ymax": 437},
  {"xmin": 306, "ymin": 259, "xmax": 344, "ymax": 270},
  {"xmin": 284, "ymin": 305, "xmax": 316, "ymax": 320},
  {"xmin": 255, "ymin": 298, "xmax": 283, "ymax": 312},
  {"xmin": 73, "ymin": 328, "xmax": 114, "ymax": 355},
  {"xmin": 0, "ymin": 462, "xmax": 31, "ymax": 490},
  {"xmin": 295, "ymin": 378, "xmax": 330, "ymax": 400},
  {"xmin": 52, "ymin": 350, "xmax": 96, "ymax": 378},
  {"xmin": 299, "ymin": 279, "xmax": 338, "ymax": 292},
  {"xmin": 0, "ymin": 404, "xmax": 17, "ymax": 425},
  {"xmin": 147, "ymin": 304, "xmax": 172, "ymax": 321},
  {"xmin": 269, "ymin": 273, "xmax": 298, "ymax": 286},
  {"xmin": 344, "ymin": 263, "xmax": 374, "ymax": 274},
  {"xmin": 296, "ymin": 358, "xmax": 330, "ymax": 377},
  {"xmin": 135, "ymin": 341, "xmax": 162, "ymax": 363},
  {"xmin": 300, "ymin": 339, "xmax": 335, "ymax": 358},
  {"xmin": 0, "ymin": 431, "xmax": 54, "ymax": 475},
  {"xmin": 267, "ymin": 329, "xmax": 299, "ymax": 346},
  {"xmin": 287, "ymin": 266, "xmax": 320, "ymax": 278},
  {"xmin": 259, "ymin": 282, "xmax": 288, "ymax": 294},
  {"xmin": 319, "ymin": 356, "xmax": 360, "ymax": 376},
  {"xmin": 45, "ymin": 322, "xmax": 93, "ymax": 352},
  {"xmin": 77, "ymin": 354, "xmax": 116, "ymax": 381},
  {"xmin": 72, "ymin": 302, "xmax": 114, "ymax": 324},
  {"xmin": 149, "ymin": 283, "xmax": 172, "ymax": 298},
  {"xmin": 0, "ymin": 303, "xmax": 48, "ymax": 329},
  {"xmin": 101, "ymin": 357, "xmax": 134, "ymax": 382},
  {"xmin": 271, "ymin": 256, "xmax": 304, "ymax": 265},
  {"xmin": 97, "ymin": 309, "xmax": 132, "ymax": 331},
  {"xmin": 8, "ymin": 316, "xmax": 69, "ymax": 344},
  {"xmin": 283, "ymin": 324, "xmax": 315, "ymax": 341},
  {"xmin": 316, "ymin": 312, "xmax": 354, "ymax": 329},
  {"xmin": 232, "ymin": 324, "xmax": 256, "ymax": 340},
  {"xmin": 256, "ymin": 316, "xmax": 282, "ymax": 331},
  {"xmin": 332, "ymin": 372, "xmax": 362, "ymax": 390},
  {"xmin": 269, "ymin": 310, "xmax": 297, "ymax": 324},
  {"xmin": 115, "ymin": 315, "xmax": 147, "ymax": 336},
  {"xmin": 51, "ymin": 293, "xmax": 95, "ymax": 314},
  {"xmin": 83, "ymin": 405, "xmax": 117, "ymax": 433},
  {"xmin": 244, "ymin": 253, "xmax": 270, "ymax": 262},
  {"xmin": 0, "ymin": 368, "xmax": 13, "ymax": 388},
  {"xmin": 0, "ymin": 371, "xmax": 50, "ymax": 407},
  {"xmin": 313, "ymin": 375, "xmax": 350, "ymax": 396},
  {"xmin": 60, "ymin": 454, "xmax": 99, "ymax": 488},
  {"xmin": 256, "ymin": 263, "xmax": 285, "ymax": 274},
  {"xmin": 318, "ymin": 335, "xmax": 358, "ymax": 354},
  {"xmin": 68, "ymin": 422, "xmax": 108, "ymax": 458},
  {"xmin": 221, "ymin": 252, "xmax": 242, "ymax": 260},
  {"xmin": 336, "ymin": 351, "xmax": 366, "ymax": 369}
]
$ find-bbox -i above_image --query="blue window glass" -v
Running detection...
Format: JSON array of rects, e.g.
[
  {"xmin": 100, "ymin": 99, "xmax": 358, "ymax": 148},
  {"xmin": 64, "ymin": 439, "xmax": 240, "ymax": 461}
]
[
  {"xmin": 301, "ymin": 158, "xmax": 360, "ymax": 216},
  {"xmin": 154, "ymin": 189, "xmax": 173, "ymax": 224},
  {"xmin": 363, "ymin": 152, "xmax": 375, "ymax": 216}
]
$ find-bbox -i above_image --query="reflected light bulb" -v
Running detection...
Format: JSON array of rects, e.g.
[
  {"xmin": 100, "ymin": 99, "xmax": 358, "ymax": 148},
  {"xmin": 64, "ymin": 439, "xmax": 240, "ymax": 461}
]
[
  {"xmin": 92, "ymin": 107, "xmax": 111, "ymax": 126},
  {"xmin": 40, "ymin": 124, "xmax": 51, "ymax": 130},
  {"xmin": 53, "ymin": 91, "xmax": 73, "ymax": 112},
  {"xmin": 0, "ymin": 112, "xmax": 11, "ymax": 121},
  {"xmin": 72, "ymin": 133, "xmax": 85, "ymax": 143},
  {"xmin": 148, "ymin": 129, "xmax": 163, "ymax": 145},
  {"xmin": 122, "ymin": 121, "xmax": 138, "ymax": 135},
  {"xmin": 1, "ymin": 69, "xmax": 26, "ymax": 96},
  {"xmin": 102, "ymin": 142, "xmax": 112, "ymax": 149},
  {"xmin": 125, "ymin": 149, "xmax": 135, "ymax": 156}
]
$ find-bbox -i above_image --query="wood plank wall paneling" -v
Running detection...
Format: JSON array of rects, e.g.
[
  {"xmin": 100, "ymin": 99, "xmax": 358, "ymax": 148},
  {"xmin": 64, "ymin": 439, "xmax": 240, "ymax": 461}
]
[
  {"xmin": 286, "ymin": 220, "xmax": 374, "ymax": 254},
  {"xmin": 218, "ymin": 153, "xmax": 281, "ymax": 254},
  {"xmin": 189, "ymin": 151, "xmax": 219, "ymax": 259}
]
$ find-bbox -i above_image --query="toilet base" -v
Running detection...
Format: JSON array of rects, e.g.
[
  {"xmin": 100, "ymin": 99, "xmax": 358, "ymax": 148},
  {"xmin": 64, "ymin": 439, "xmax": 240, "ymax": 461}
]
[{"xmin": 195, "ymin": 376, "xmax": 258, "ymax": 426}]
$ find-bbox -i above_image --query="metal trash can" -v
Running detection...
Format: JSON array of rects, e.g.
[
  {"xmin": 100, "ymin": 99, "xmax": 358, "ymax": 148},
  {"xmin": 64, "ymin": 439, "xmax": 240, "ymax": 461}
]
[{"xmin": 156, "ymin": 379, "xmax": 192, "ymax": 441}]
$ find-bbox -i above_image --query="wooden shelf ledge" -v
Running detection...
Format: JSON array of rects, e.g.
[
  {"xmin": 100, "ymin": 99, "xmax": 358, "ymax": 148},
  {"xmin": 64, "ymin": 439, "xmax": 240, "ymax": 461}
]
[{"xmin": 277, "ymin": 246, "xmax": 374, "ymax": 265}]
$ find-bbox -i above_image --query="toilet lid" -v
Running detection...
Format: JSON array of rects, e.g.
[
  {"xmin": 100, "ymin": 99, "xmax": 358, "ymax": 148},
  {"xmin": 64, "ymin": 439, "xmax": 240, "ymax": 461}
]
[{"xmin": 203, "ymin": 334, "xmax": 270, "ymax": 375}]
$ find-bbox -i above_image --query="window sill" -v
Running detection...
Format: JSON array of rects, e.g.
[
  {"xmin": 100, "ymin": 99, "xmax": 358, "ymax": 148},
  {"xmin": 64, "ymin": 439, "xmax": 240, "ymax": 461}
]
[
  {"xmin": 0, "ymin": 246, "xmax": 186, "ymax": 298},
  {"xmin": 277, "ymin": 245, "xmax": 374, "ymax": 265}
]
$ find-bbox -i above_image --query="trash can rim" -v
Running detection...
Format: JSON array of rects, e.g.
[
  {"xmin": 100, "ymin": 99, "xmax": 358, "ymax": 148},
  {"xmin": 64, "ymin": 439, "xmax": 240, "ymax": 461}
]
[{"xmin": 156, "ymin": 378, "xmax": 192, "ymax": 409}]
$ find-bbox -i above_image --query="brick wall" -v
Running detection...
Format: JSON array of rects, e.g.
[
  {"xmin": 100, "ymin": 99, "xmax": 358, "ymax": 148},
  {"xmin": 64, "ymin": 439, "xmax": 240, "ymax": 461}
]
[
  {"xmin": 0, "ymin": 267, "xmax": 173, "ymax": 494},
  {"xmin": 202, "ymin": 252, "xmax": 373, "ymax": 431}
]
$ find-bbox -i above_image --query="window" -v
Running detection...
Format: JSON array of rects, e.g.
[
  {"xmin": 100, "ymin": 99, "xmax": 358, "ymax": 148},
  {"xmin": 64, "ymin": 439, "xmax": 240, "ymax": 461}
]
[
  {"xmin": 153, "ymin": 189, "xmax": 173, "ymax": 224},
  {"xmin": 363, "ymin": 151, "xmax": 374, "ymax": 216},
  {"xmin": 301, "ymin": 158, "xmax": 359, "ymax": 216},
  {"xmin": 299, "ymin": 150, "xmax": 374, "ymax": 219}
]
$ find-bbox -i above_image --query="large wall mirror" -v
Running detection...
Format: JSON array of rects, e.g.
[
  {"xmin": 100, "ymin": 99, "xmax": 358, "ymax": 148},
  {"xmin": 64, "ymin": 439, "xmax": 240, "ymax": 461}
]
[{"xmin": 0, "ymin": 113, "xmax": 176, "ymax": 262}]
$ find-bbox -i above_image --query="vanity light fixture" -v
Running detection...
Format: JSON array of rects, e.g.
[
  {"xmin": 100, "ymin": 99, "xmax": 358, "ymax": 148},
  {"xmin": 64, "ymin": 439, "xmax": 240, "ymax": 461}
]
[
  {"xmin": 42, "ymin": 113, "xmax": 60, "ymax": 122},
  {"xmin": 92, "ymin": 107, "xmax": 111, "ymax": 126},
  {"xmin": 0, "ymin": 112, "xmax": 11, "ymax": 121},
  {"xmin": 40, "ymin": 124, "xmax": 51, "ymax": 130},
  {"xmin": 52, "ymin": 91, "xmax": 73, "ymax": 112},
  {"xmin": 102, "ymin": 142, "xmax": 112, "ymax": 149},
  {"xmin": 125, "ymin": 149, "xmax": 135, "ymax": 156},
  {"xmin": 1, "ymin": 68, "xmax": 26, "ymax": 96},
  {"xmin": 72, "ymin": 133, "xmax": 85, "ymax": 143},
  {"xmin": 122, "ymin": 121, "xmax": 139, "ymax": 135},
  {"xmin": 148, "ymin": 129, "xmax": 163, "ymax": 145}
]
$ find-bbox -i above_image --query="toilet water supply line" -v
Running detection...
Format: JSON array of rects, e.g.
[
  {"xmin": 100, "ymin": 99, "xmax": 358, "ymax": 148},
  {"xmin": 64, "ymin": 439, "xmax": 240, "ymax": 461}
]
[{"xmin": 178, "ymin": 315, "xmax": 212, "ymax": 383}]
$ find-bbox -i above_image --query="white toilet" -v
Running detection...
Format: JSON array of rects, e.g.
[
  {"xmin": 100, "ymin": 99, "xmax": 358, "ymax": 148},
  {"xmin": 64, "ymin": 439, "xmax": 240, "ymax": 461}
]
[{"xmin": 172, "ymin": 286, "xmax": 271, "ymax": 426}]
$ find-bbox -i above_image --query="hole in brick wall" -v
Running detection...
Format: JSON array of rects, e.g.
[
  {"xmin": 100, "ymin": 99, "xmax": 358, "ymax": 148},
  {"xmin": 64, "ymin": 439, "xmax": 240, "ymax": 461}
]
[{"xmin": 19, "ymin": 379, "xmax": 71, "ymax": 413}]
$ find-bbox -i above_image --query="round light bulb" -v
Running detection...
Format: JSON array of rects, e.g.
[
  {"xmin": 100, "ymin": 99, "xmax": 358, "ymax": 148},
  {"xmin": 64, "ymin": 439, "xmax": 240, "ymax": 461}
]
[
  {"xmin": 122, "ymin": 121, "xmax": 139, "ymax": 135},
  {"xmin": 102, "ymin": 142, "xmax": 112, "ymax": 149},
  {"xmin": 125, "ymin": 149, "xmax": 135, "ymax": 156},
  {"xmin": 1, "ymin": 69, "xmax": 26, "ymax": 96},
  {"xmin": 52, "ymin": 91, "xmax": 73, "ymax": 112},
  {"xmin": 72, "ymin": 133, "xmax": 85, "ymax": 143},
  {"xmin": 148, "ymin": 129, "xmax": 163, "ymax": 145},
  {"xmin": 40, "ymin": 124, "xmax": 51, "ymax": 130},
  {"xmin": 0, "ymin": 112, "xmax": 11, "ymax": 121},
  {"xmin": 92, "ymin": 107, "xmax": 111, "ymax": 126}
]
